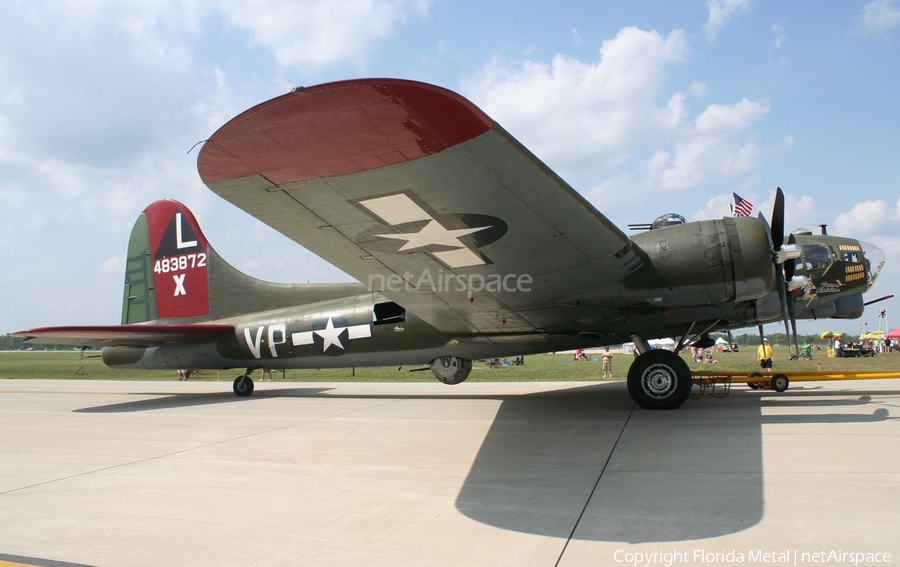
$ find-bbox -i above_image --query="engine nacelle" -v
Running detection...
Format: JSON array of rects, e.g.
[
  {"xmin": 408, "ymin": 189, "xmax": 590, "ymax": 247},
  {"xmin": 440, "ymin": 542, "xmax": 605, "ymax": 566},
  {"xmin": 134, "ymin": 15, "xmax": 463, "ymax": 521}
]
[{"xmin": 627, "ymin": 217, "xmax": 775, "ymax": 308}]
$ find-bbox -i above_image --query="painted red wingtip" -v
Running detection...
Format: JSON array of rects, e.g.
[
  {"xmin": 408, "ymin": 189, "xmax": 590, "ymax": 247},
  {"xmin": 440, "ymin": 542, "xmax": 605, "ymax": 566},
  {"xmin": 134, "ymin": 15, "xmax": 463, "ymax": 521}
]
[{"xmin": 197, "ymin": 78, "xmax": 495, "ymax": 186}]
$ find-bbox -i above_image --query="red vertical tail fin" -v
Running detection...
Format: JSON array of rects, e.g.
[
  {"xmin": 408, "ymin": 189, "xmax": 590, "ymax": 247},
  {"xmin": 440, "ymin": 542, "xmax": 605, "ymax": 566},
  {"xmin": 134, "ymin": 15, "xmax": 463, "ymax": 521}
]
[{"xmin": 122, "ymin": 200, "xmax": 211, "ymax": 323}]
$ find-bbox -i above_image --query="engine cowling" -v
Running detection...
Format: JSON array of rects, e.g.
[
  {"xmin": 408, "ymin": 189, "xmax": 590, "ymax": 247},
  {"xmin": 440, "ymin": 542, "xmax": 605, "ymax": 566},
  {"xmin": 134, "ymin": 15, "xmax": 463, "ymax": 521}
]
[{"xmin": 627, "ymin": 217, "xmax": 775, "ymax": 307}]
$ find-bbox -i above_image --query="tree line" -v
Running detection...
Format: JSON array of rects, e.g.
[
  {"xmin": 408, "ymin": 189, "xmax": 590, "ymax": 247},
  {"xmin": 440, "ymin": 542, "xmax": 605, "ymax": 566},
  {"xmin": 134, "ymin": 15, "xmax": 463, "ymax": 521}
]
[
  {"xmin": 727, "ymin": 332, "xmax": 845, "ymax": 347},
  {"xmin": 0, "ymin": 334, "xmax": 98, "ymax": 351}
]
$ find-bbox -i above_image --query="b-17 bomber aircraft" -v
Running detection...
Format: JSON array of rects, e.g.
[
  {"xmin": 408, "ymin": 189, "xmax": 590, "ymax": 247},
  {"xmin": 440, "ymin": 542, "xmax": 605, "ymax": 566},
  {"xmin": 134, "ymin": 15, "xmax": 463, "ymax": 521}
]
[{"xmin": 14, "ymin": 79, "xmax": 885, "ymax": 410}]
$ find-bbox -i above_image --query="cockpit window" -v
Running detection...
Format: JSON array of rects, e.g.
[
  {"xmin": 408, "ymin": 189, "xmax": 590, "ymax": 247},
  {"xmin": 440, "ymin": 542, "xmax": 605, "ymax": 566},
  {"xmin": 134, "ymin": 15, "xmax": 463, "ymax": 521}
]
[
  {"xmin": 860, "ymin": 240, "xmax": 885, "ymax": 288},
  {"xmin": 796, "ymin": 244, "xmax": 832, "ymax": 271}
]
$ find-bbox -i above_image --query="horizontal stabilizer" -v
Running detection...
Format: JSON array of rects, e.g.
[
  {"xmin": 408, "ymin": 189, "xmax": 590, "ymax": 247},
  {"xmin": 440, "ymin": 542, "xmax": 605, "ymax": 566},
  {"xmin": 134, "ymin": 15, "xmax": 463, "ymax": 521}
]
[{"xmin": 12, "ymin": 324, "xmax": 234, "ymax": 348}]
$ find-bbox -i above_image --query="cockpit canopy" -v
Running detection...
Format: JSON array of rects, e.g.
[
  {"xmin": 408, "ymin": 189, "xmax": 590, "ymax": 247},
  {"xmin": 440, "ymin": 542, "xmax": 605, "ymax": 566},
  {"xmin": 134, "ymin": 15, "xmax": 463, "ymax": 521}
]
[{"xmin": 651, "ymin": 213, "xmax": 685, "ymax": 230}]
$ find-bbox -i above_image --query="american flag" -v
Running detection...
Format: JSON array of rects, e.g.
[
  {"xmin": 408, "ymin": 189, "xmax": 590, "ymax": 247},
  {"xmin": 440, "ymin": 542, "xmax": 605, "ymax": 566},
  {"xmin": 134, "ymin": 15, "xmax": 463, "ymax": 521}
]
[{"xmin": 731, "ymin": 193, "xmax": 753, "ymax": 217}]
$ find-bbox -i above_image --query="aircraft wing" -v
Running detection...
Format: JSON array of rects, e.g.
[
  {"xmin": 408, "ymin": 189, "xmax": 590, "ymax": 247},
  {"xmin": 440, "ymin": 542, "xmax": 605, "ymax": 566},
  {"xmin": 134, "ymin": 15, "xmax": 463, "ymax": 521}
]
[
  {"xmin": 198, "ymin": 79, "xmax": 644, "ymax": 337},
  {"xmin": 12, "ymin": 324, "xmax": 234, "ymax": 348}
]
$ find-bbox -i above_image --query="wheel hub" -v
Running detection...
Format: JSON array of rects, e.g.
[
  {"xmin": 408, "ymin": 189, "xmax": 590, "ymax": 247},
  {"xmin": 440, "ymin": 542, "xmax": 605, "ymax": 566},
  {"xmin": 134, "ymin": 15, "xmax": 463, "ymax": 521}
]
[{"xmin": 642, "ymin": 364, "xmax": 676, "ymax": 398}]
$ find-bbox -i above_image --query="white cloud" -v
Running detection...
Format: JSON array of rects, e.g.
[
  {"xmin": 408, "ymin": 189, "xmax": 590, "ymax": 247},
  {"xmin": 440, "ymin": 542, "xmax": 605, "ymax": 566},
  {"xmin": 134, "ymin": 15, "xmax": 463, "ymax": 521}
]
[
  {"xmin": 464, "ymin": 27, "xmax": 780, "ymax": 201},
  {"xmin": 689, "ymin": 81, "xmax": 709, "ymax": 98},
  {"xmin": 465, "ymin": 27, "xmax": 690, "ymax": 176},
  {"xmin": 770, "ymin": 23, "xmax": 788, "ymax": 49},
  {"xmin": 691, "ymin": 192, "xmax": 735, "ymax": 221},
  {"xmin": 573, "ymin": 28, "xmax": 583, "ymax": 45},
  {"xmin": 217, "ymin": 0, "xmax": 430, "ymax": 69},
  {"xmin": 705, "ymin": 0, "xmax": 754, "ymax": 44},
  {"xmin": 870, "ymin": 235, "xmax": 900, "ymax": 261},
  {"xmin": 857, "ymin": 0, "xmax": 900, "ymax": 34},
  {"xmin": 832, "ymin": 200, "xmax": 892, "ymax": 236},
  {"xmin": 696, "ymin": 98, "xmax": 769, "ymax": 134},
  {"xmin": 0, "ymin": 2, "xmax": 208, "ymax": 173}
]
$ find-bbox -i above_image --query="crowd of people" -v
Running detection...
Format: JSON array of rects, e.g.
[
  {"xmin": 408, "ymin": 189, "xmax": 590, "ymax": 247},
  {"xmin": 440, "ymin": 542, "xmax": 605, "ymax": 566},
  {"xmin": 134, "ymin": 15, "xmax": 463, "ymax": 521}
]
[{"xmin": 831, "ymin": 336, "xmax": 893, "ymax": 356}]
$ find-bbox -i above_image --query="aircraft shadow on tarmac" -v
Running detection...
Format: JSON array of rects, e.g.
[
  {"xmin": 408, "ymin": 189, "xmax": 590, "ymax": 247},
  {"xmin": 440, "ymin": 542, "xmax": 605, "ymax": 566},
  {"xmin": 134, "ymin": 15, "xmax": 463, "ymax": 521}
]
[
  {"xmin": 453, "ymin": 382, "xmax": 892, "ymax": 543},
  {"xmin": 71, "ymin": 388, "xmax": 336, "ymax": 413},
  {"xmin": 0, "ymin": 552, "xmax": 95, "ymax": 567},
  {"xmin": 72, "ymin": 381, "xmax": 892, "ymax": 543}
]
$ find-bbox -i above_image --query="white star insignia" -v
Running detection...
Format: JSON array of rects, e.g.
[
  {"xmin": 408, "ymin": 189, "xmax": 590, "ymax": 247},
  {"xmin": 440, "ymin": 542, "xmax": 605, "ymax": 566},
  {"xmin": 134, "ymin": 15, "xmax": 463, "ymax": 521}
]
[
  {"xmin": 291, "ymin": 320, "xmax": 372, "ymax": 352},
  {"xmin": 314, "ymin": 317, "xmax": 346, "ymax": 351},
  {"xmin": 358, "ymin": 193, "xmax": 496, "ymax": 268},
  {"xmin": 374, "ymin": 219, "xmax": 491, "ymax": 252}
]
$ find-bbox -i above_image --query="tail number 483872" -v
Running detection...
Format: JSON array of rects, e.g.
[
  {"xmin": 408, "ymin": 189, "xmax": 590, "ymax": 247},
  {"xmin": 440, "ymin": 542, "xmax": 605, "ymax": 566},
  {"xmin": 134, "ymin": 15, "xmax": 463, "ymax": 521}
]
[{"xmin": 154, "ymin": 253, "xmax": 207, "ymax": 274}]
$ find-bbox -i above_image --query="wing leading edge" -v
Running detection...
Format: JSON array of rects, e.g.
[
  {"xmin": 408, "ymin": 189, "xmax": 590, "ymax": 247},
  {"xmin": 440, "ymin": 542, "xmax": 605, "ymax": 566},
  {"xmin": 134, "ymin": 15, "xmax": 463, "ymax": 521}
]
[
  {"xmin": 198, "ymin": 79, "xmax": 644, "ymax": 337},
  {"xmin": 12, "ymin": 324, "xmax": 234, "ymax": 348}
]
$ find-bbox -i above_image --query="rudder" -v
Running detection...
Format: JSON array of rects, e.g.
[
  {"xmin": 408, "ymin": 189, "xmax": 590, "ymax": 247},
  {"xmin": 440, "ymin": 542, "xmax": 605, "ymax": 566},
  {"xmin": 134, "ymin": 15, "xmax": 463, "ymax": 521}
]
[{"xmin": 122, "ymin": 200, "xmax": 211, "ymax": 323}]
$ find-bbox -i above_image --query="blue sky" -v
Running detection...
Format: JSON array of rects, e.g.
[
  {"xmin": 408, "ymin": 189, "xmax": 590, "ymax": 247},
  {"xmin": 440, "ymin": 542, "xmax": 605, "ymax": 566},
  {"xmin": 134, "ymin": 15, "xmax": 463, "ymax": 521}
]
[{"xmin": 2, "ymin": 0, "xmax": 900, "ymax": 338}]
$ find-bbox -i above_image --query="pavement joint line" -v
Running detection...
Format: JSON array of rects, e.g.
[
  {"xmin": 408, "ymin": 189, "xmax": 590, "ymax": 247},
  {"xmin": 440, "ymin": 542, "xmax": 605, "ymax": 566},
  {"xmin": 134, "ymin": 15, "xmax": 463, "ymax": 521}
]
[
  {"xmin": 0, "ymin": 396, "xmax": 404, "ymax": 497},
  {"xmin": 553, "ymin": 402, "xmax": 636, "ymax": 567}
]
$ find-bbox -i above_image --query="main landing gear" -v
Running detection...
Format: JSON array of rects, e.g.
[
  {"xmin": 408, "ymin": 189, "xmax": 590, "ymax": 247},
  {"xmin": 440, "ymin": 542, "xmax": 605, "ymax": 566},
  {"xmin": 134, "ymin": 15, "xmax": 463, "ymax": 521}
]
[
  {"xmin": 430, "ymin": 356, "xmax": 473, "ymax": 385},
  {"xmin": 627, "ymin": 349, "xmax": 693, "ymax": 410},
  {"xmin": 233, "ymin": 370, "xmax": 255, "ymax": 397}
]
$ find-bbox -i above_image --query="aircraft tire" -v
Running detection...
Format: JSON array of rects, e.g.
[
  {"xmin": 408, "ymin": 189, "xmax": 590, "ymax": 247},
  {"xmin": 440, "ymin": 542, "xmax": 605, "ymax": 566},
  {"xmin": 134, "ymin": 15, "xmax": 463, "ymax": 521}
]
[
  {"xmin": 233, "ymin": 375, "xmax": 255, "ymax": 397},
  {"xmin": 430, "ymin": 356, "xmax": 472, "ymax": 385},
  {"xmin": 627, "ymin": 350, "xmax": 692, "ymax": 410},
  {"xmin": 771, "ymin": 374, "xmax": 789, "ymax": 393}
]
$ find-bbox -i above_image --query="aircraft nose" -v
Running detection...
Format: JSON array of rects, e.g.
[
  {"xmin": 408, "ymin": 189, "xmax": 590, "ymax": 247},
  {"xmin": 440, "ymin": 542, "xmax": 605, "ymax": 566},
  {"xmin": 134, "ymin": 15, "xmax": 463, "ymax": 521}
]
[{"xmin": 860, "ymin": 240, "xmax": 885, "ymax": 289}]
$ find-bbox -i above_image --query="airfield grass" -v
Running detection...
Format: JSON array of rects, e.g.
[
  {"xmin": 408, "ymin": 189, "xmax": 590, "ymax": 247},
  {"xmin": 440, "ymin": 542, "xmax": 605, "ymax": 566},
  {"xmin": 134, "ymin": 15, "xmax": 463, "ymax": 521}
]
[{"xmin": 2, "ymin": 347, "xmax": 899, "ymax": 383}]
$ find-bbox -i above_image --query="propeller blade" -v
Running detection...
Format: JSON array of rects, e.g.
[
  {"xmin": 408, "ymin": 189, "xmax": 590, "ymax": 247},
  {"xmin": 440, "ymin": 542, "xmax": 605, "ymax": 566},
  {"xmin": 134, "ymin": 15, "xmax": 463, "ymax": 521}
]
[
  {"xmin": 757, "ymin": 211, "xmax": 773, "ymax": 251},
  {"xmin": 758, "ymin": 197, "xmax": 793, "ymax": 355},
  {"xmin": 766, "ymin": 187, "xmax": 796, "ymax": 357},
  {"xmin": 771, "ymin": 187, "xmax": 785, "ymax": 252},
  {"xmin": 785, "ymin": 233, "xmax": 800, "ymax": 358},
  {"xmin": 784, "ymin": 233, "xmax": 796, "ymax": 282},
  {"xmin": 775, "ymin": 267, "xmax": 793, "ymax": 352},
  {"xmin": 787, "ymin": 295, "xmax": 800, "ymax": 359}
]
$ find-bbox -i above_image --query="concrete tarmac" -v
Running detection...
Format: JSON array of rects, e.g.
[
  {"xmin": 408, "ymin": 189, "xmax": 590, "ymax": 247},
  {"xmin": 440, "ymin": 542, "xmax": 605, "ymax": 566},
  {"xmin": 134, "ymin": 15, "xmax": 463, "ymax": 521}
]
[{"xmin": 1, "ymin": 378, "xmax": 898, "ymax": 567}]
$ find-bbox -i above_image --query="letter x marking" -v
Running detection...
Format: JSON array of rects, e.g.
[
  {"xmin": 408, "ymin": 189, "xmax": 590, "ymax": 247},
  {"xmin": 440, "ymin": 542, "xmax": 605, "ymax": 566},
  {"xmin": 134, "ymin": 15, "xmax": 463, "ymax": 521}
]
[{"xmin": 173, "ymin": 274, "xmax": 187, "ymax": 296}]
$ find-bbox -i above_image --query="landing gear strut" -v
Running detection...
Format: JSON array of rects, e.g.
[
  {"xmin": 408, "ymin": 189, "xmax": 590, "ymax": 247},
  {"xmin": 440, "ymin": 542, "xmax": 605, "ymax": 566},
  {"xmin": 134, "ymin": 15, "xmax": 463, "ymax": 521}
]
[
  {"xmin": 627, "ymin": 350, "xmax": 693, "ymax": 410},
  {"xmin": 430, "ymin": 356, "xmax": 472, "ymax": 385},
  {"xmin": 233, "ymin": 370, "xmax": 255, "ymax": 397}
]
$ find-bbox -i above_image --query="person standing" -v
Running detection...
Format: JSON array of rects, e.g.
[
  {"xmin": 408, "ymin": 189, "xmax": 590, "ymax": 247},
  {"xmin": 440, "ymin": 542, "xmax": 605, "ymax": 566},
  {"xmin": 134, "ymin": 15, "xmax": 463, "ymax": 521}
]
[
  {"xmin": 602, "ymin": 347, "xmax": 614, "ymax": 378},
  {"xmin": 757, "ymin": 338, "xmax": 774, "ymax": 373}
]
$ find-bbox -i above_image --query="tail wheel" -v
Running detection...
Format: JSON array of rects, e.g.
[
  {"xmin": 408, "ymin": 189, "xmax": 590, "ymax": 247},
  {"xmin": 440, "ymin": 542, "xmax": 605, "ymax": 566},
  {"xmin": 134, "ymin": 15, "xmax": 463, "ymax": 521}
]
[
  {"xmin": 430, "ymin": 356, "xmax": 473, "ymax": 385},
  {"xmin": 771, "ymin": 373, "xmax": 790, "ymax": 393},
  {"xmin": 626, "ymin": 350, "xmax": 692, "ymax": 410},
  {"xmin": 233, "ymin": 375, "xmax": 254, "ymax": 397}
]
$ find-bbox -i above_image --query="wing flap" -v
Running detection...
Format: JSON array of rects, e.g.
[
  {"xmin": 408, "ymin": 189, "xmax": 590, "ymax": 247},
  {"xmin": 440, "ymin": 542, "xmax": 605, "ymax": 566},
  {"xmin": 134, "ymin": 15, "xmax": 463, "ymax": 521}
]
[{"xmin": 12, "ymin": 324, "xmax": 234, "ymax": 348}]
